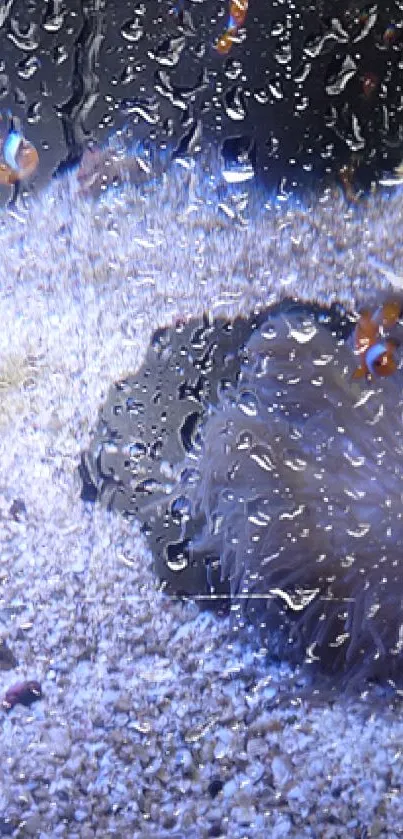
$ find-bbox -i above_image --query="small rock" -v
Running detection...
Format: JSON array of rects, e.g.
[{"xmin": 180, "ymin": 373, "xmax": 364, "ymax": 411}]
[
  {"xmin": 271, "ymin": 755, "xmax": 292, "ymax": 788},
  {"xmin": 0, "ymin": 641, "xmax": 17, "ymax": 671},
  {"xmin": 231, "ymin": 805, "xmax": 257, "ymax": 826},
  {"xmin": 272, "ymin": 815, "xmax": 292, "ymax": 838},
  {"xmin": 209, "ymin": 823, "xmax": 223, "ymax": 838},
  {"xmin": 0, "ymin": 818, "xmax": 15, "ymax": 836},
  {"xmin": 74, "ymin": 807, "xmax": 91, "ymax": 822},
  {"xmin": 245, "ymin": 760, "xmax": 265, "ymax": 783},
  {"xmin": 208, "ymin": 778, "xmax": 223, "ymax": 798},
  {"xmin": 246, "ymin": 737, "xmax": 263, "ymax": 759},
  {"xmin": 80, "ymin": 829, "xmax": 95, "ymax": 839},
  {"xmin": 46, "ymin": 726, "xmax": 72, "ymax": 759},
  {"xmin": 175, "ymin": 748, "xmax": 193, "ymax": 772},
  {"xmin": 222, "ymin": 778, "xmax": 238, "ymax": 798},
  {"xmin": 114, "ymin": 692, "xmax": 132, "ymax": 713},
  {"xmin": 9, "ymin": 498, "xmax": 27, "ymax": 521},
  {"xmin": 287, "ymin": 783, "xmax": 307, "ymax": 803},
  {"xmin": 23, "ymin": 812, "xmax": 41, "ymax": 836},
  {"xmin": 2, "ymin": 680, "xmax": 42, "ymax": 710}
]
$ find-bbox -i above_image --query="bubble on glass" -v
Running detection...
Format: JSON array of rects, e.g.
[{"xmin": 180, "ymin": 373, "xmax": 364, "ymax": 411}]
[
  {"xmin": 17, "ymin": 55, "xmax": 40, "ymax": 80},
  {"xmin": 121, "ymin": 16, "xmax": 144, "ymax": 43},
  {"xmin": 325, "ymin": 55, "xmax": 358, "ymax": 96}
]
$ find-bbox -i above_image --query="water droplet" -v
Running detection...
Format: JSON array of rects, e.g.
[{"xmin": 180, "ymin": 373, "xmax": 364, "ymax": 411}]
[
  {"xmin": 271, "ymin": 21, "xmax": 284, "ymax": 37},
  {"xmin": 347, "ymin": 522, "xmax": 371, "ymax": 539},
  {"xmin": 254, "ymin": 87, "xmax": 269, "ymax": 106},
  {"xmin": 43, "ymin": 5, "xmax": 66, "ymax": 33},
  {"xmin": 237, "ymin": 389, "xmax": 258, "ymax": 417},
  {"xmin": 17, "ymin": 55, "xmax": 40, "ymax": 80},
  {"xmin": 274, "ymin": 43, "xmax": 292, "ymax": 66},
  {"xmin": 293, "ymin": 62, "xmax": 311, "ymax": 84},
  {"xmin": 27, "ymin": 100, "xmax": 41, "ymax": 124},
  {"xmin": 8, "ymin": 19, "xmax": 39, "ymax": 52},
  {"xmin": 121, "ymin": 17, "xmax": 144, "ymax": 43},
  {"xmin": 171, "ymin": 496, "xmax": 191, "ymax": 525},
  {"xmin": 325, "ymin": 56, "xmax": 357, "ymax": 96},
  {"xmin": 223, "ymin": 58, "xmax": 243, "ymax": 81},
  {"xmin": 174, "ymin": 119, "xmax": 202, "ymax": 158},
  {"xmin": 180, "ymin": 467, "xmax": 202, "ymax": 488},
  {"xmin": 236, "ymin": 431, "xmax": 252, "ymax": 452},
  {"xmin": 343, "ymin": 450, "xmax": 366, "ymax": 468},
  {"xmin": 125, "ymin": 398, "xmax": 145, "ymax": 418},
  {"xmin": 166, "ymin": 540, "xmax": 189, "ymax": 573},
  {"xmin": 268, "ymin": 79, "xmax": 283, "ymax": 101},
  {"xmin": 121, "ymin": 96, "xmax": 159, "ymax": 125},
  {"xmin": 286, "ymin": 317, "xmax": 317, "ymax": 344},
  {"xmin": 151, "ymin": 35, "xmax": 186, "ymax": 67},
  {"xmin": 222, "ymin": 135, "xmax": 255, "ymax": 183},
  {"xmin": 119, "ymin": 64, "xmax": 138, "ymax": 86},
  {"xmin": 283, "ymin": 452, "xmax": 307, "ymax": 472},
  {"xmin": 127, "ymin": 441, "xmax": 147, "ymax": 459},
  {"xmin": 223, "ymin": 85, "xmax": 247, "ymax": 121},
  {"xmin": 269, "ymin": 587, "xmax": 319, "ymax": 611},
  {"xmin": 261, "ymin": 323, "xmax": 277, "ymax": 341},
  {"xmin": 352, "ymin": 5, "xmax": 377, "ymax": 42},
  {"xmin": 53, "ymin": 44, "xmax": 68, "ymax": 65},
  {"xmin": 250, "ymin": 444, "xmax": 275, "ymax": 472},
  {"xmin": 136, "ymin": 479, "xmax": 165, "ymax": 495}
]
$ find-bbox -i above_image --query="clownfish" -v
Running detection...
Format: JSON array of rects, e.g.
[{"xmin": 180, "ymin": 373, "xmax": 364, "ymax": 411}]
[
  {"xmin": 215, "ymin": 0, "xmax": 248, "ymax": 55},
  {"xmin": 0, "ymin": 123, "xmax": 39, "ymax": 186},
  {"xmin": 352, "ymin": 300, "xmax": 401, "ymax": 379}
]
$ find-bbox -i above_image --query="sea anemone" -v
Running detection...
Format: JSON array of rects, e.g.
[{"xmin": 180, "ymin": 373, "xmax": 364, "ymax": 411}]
[
  {"xmin": 167, "ymin": 304, "xmax": 403, "ymax": 685},
  {"xmin": 81, "ymin": 300, "xmax": 403, "ymax": 687}
]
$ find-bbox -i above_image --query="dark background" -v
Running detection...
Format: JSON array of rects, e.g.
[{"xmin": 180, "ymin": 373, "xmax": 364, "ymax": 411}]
[{"xmin": 0, "ymin": 0, "xmax": 402, "ymax": 197}]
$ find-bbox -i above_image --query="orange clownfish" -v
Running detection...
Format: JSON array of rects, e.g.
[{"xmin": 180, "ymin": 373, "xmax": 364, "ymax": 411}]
[
  {"xmin": 0, "ymin": 126, "xmax": 39, "ymax": 186},
  {"xmin": 215, "ymin": 0, "xmax": 248, "ymax": 55},
  {"xmin": 352, "ymin": 300, "xmax": 401, "ymax": 379}
]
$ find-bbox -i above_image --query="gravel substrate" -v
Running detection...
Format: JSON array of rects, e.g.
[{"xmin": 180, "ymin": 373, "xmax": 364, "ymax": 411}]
[{"xmin": 0, "ymin": 150, "xmax": 403, "ymax": 837}]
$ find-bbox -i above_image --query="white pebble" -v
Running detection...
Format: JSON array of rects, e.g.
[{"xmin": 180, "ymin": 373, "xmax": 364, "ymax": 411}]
[{"xmin": 271, "ymin": 755, "xmax": 292, "ymax": 788}]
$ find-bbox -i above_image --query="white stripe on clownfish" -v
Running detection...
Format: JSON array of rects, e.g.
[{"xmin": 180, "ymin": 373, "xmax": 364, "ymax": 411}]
[
  {"xmin": 365, "ymin": 341, "xmax": 389, "ymax": 375},
  {"xmin": 0, "ymin": 118, "xmax": 39, "ymax": 186},
  {"xmin": 3, "ymin": 131, "xmax": 23, "ymax": 172}
]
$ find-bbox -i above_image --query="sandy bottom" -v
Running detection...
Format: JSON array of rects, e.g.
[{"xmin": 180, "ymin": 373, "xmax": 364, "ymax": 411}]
[{"xmin": 0, "ymin": 155, "xmax": 403, "ymax": 838}]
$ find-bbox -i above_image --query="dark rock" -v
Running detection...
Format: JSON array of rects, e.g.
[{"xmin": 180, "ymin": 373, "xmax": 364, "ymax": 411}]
[{"xmin": 3, "ymin": 680, "xmax": 42, "ymax": 711}]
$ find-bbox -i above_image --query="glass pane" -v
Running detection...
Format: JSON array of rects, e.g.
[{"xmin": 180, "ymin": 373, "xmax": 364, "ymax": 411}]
[{"xmin": 0, "ymin": 1, "xmax": 402, "ymax": 836}]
